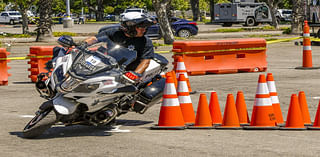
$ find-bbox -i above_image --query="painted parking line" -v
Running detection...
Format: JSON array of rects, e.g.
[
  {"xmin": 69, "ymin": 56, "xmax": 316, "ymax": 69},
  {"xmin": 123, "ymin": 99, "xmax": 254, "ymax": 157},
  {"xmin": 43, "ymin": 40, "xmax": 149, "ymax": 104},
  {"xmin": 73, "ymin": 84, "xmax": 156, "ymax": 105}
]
[
  {"xmin": 20, "ymin": 115, "xmax": 34, "ymax": 118},
  {"xmin": 105, "ymin": 125, "xmax": 131, "ymax": 133}
]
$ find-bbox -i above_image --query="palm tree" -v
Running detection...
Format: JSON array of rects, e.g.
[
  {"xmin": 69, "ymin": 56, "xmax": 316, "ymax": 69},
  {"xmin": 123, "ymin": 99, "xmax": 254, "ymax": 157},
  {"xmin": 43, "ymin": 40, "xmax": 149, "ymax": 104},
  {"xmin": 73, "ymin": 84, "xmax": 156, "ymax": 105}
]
[{"xmin": 35, "ymin": 0, "xmax": 54, "ymax": 42}]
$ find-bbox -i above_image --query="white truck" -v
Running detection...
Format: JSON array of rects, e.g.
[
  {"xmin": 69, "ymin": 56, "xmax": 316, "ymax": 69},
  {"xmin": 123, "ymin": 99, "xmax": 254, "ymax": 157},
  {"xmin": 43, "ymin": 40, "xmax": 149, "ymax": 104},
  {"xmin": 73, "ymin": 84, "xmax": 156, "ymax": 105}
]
[
  {"xmin": 214, "ymin": 0, "xmax": 272, "ymax": 27},
  {"xmin": 0, "ymin": 11, "xmax": 22, "ymax": 25}
]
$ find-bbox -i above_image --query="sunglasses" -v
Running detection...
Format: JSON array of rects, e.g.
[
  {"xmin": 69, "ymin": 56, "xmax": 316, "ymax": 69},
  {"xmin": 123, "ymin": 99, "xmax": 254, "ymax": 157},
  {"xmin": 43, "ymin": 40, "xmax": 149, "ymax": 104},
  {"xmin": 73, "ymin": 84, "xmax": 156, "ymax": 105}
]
[{"xmin": 136, "ymin": 23, "xmax": 148, "ymax": 29}]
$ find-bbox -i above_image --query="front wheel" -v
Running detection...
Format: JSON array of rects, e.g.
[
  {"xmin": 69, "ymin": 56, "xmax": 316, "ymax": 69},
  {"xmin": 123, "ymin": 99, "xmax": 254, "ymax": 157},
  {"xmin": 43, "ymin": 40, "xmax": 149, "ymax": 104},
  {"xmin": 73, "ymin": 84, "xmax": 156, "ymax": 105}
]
[
  {"xmin": 22, "ymin": 109, "xmax": 57, "ymax": 138},
  {"xmin": 177, "ymin": 29, "xmax": 192, "ymax": 38}
]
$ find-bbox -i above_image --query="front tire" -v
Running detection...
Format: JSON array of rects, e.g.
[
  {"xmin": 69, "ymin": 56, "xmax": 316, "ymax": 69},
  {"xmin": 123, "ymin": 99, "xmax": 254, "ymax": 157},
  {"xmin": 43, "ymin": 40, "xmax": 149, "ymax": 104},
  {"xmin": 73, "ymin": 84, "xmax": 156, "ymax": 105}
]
[{"xmin": 22, "ymin": 109, "xmax": 57, "ymax": 138}]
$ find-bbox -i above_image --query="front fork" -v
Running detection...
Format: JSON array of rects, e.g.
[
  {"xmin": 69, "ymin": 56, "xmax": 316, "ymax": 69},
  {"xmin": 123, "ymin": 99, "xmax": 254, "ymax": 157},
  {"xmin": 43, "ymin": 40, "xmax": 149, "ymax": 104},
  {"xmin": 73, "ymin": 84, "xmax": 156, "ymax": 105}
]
[{"xmin": 35, "ymin": 73, "xmax": 54, "ymax": 99}]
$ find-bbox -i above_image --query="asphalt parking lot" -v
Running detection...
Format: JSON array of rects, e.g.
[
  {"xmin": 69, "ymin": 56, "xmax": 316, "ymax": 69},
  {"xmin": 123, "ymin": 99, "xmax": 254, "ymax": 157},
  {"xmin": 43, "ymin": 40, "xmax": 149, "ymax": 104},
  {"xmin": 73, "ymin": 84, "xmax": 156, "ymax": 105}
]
[{"xmin": 1, "ymin": 24, "xmax": 320, "ymax": 156}]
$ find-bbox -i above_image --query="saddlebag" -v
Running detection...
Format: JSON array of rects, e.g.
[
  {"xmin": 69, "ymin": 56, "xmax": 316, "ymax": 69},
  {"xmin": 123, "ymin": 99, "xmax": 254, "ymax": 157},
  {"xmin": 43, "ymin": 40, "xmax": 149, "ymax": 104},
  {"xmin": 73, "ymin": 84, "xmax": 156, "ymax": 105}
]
[{"xmin": 133, "ymin": 77, "xmax": 166, "ymax": 114}]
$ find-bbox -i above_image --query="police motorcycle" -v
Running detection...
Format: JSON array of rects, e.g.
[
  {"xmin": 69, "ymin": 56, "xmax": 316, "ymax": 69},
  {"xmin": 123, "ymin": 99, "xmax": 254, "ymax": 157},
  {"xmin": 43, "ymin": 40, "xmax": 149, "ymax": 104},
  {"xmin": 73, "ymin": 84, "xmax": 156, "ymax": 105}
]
[{"xmin": 22, "ymin": 36, "xmax": 168, "ymax": 138}]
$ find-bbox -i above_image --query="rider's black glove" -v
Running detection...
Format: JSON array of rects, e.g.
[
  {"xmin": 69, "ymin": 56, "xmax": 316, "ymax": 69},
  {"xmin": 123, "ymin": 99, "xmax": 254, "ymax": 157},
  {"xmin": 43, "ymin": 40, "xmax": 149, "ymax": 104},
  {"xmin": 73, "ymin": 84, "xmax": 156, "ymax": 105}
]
[{"xmin": 77, "ymin": 42, "xmax": 89, "ymax": 50}]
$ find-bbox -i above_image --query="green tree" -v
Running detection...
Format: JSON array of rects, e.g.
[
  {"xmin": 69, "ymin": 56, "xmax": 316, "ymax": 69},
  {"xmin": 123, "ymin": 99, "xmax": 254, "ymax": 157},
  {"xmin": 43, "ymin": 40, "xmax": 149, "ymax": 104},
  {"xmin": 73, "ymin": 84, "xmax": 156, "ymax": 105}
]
[{"xmin": 171, "ymin": 0, "xmax": 189, "ymax": 18}]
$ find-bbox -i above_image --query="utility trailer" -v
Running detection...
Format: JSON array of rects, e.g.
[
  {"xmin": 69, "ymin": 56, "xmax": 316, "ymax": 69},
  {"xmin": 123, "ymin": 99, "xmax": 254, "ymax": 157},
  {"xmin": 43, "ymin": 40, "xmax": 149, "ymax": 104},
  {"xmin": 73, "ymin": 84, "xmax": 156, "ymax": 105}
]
[{"xmin": 214, "ymin": 0, "xmax": 272, "ymax": 27}]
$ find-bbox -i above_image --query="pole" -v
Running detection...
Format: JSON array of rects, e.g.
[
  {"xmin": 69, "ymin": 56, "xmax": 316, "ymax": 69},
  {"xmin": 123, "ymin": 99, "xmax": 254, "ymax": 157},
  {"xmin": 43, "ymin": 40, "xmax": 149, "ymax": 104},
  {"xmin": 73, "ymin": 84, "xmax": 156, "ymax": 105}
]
[
  {"xmin": 63, "ymin": 0, "xmax": 73, "ymax": 28},
  {"xmin": 66, "ymin": 0, "xmax": 71, "ymax": 18}
]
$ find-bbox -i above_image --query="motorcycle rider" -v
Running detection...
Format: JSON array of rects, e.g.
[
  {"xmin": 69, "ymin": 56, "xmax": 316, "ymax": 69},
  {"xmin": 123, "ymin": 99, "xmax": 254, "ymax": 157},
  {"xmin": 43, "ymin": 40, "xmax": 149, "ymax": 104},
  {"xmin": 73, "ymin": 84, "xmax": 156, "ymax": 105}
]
[{"xmin": 80, "ymin": 12, "xmax": 156, "ymax": 81}]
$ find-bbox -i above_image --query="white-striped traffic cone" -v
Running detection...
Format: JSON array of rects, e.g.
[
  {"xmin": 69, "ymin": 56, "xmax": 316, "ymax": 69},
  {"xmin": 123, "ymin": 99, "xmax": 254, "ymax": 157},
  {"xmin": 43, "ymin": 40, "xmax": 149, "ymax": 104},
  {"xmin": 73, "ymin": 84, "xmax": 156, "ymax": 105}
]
[
  {"xmin": 151, "ymin": 76, "xmax": 185, "ymax": 130},
  {"xmin": 244, "ymin": 74, "xmax": 279, "ymax": 130},
  {"xmin": 177, "ymin": 74, "xmax": 195, "ymax": 125},
  {"xmin": 266, "ymin": 73, "xmax": 284, "ymax": 126},
  {"xmin": 175, "ymin": 56, "xmax": 192, "ymax": 93}
]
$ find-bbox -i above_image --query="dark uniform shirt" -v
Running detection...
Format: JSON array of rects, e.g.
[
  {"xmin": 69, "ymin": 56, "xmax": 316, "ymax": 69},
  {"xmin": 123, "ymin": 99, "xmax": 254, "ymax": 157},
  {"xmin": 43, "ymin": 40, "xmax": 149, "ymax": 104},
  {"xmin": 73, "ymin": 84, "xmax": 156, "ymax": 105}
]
[{"xmin": 96, "ymin": 28, "xmax": 154, "ymax": 71}]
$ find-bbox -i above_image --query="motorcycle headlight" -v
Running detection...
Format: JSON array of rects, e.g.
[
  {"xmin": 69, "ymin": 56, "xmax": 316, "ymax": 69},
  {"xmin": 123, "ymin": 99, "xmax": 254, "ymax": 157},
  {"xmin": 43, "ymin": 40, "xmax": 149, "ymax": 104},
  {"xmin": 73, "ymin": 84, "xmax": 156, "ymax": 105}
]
[{"xmin": 60, "ymin": 73, "xmax": 81, "ymax": 92}]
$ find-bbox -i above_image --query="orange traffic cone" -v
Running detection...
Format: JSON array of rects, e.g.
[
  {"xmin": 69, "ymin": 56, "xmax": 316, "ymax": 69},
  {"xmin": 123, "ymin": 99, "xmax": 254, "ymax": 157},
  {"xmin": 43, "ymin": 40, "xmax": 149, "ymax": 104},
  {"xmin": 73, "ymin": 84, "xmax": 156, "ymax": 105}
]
[
  {"xmin": 235, "ymin": 91, "xmax": 250, "ymax": 126},
  {"xmin": 296, "ymin": 20, "xmax": 320, "ymax": 69},
  {"xmin": 280, "ymin": 94, "xmax": 306, "ymax": 130},
  {"xmin": 308, "ymin": 100, "xmax": 320, "ymax": 130},
  {"xmin": 171, "ymin": 71, "xmax": 178, "ymax": 89},
  {"xmin": 216, "ymin": 94, "xmax": 242, "ymax": 129},
  {"xmin": 188, "ymin": 93, "xmax": 213, "ymax": 129},
  {"xmin": 298, "ymin": 91, "xmax": 312, "ymax": 126},
  {"xmin": 151, "ymin": 76, "xmax": 185, "ymax": 130},
  {"xmin": 209, "ymin": 92, "xmax": 223, "ymax": 126},
  {"xmin": 244, "ymin": 74, "xmax": 279, "ymax": 130},
  {"xmin": 0, "ymin": 48, "xmax": 11, "ymax": 85},
  {"xmin": 175, "ymin": 56, "xmax": 193, "ymax": 93},
  {"xmin": 177, "ymin": 74, "xmax": 195, "ymax": 125},
  {"xmin": 266, "ymin": 73, "xmax": 284, "ymax": 126},
  {"xmin": 302, "ymin": 20, "xmax": 312, "ymax": 68}
]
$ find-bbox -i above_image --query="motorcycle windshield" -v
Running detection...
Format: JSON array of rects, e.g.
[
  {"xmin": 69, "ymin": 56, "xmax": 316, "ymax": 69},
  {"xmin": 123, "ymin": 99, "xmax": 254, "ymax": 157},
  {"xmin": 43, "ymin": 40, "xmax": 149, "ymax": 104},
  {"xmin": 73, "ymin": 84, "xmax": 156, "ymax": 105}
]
[
  {"xmin": 69, "ymin": 44, "xmax": 137, "ymax": 79},
  {"xmin": 107, "ymin": 44, "xmax": 137, "ymax": 68}
]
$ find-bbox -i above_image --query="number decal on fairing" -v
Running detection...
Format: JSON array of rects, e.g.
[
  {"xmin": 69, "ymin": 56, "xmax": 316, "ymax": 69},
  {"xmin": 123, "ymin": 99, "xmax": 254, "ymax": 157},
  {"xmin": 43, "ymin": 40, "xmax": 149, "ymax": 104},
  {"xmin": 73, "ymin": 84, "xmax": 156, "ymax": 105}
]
[{"xmin": 86, "ymin": 56, "xmax": 101, "ymax": 66}]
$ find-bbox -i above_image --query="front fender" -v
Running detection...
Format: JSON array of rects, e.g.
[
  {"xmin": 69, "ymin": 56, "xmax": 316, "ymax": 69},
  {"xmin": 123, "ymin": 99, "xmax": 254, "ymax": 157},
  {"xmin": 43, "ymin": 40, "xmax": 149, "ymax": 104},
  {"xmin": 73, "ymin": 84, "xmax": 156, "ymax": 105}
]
[{"xmin": 53, "ymin": 95, "xmax": 77, "ymax": 115}]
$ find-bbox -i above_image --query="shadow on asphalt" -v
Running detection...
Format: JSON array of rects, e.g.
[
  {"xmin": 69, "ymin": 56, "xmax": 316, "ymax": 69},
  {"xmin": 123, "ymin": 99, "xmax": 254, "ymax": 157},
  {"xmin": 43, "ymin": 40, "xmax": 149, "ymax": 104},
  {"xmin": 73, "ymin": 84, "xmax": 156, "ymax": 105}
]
[{"xmin": 9, "ymin": 119, "xmax": 153, "ymax": 139}]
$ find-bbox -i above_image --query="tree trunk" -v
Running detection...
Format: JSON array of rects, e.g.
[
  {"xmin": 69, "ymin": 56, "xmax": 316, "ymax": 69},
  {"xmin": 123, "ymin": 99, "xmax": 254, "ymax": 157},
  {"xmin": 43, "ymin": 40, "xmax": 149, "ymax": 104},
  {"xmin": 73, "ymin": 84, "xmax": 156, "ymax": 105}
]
[
  {"xmin": 96, "ymin": 0, "xmax": 104, "ymax": 21},
  {"xmin": 190, "ymin": 0, "xmax": 200, "ymax": 21},
  {"xmin": 153, "ymin": 0, "xmax": 174, "ymax": 45},
  {"xmin": 291, "ymin": 0, "xmax": 305, "ymax": 34},
  {"xmin": 36, "ymin": 0, "xmax": 54, "ymax": 42},
  {"xmin": 210, "ymin": 0, "xmax": 215, "ymax": 23},
  {"xmin": 267, "ymin": 0, "xmax": 281, "ymax": 29}
]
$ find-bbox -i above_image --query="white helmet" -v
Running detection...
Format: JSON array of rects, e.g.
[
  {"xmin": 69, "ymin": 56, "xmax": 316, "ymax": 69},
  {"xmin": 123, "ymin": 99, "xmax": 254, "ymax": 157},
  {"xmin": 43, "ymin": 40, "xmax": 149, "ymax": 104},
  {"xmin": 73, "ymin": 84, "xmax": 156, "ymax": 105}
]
[{"xmin": 120, "ymin": 12, "xmax": 154, "ymax": 37}]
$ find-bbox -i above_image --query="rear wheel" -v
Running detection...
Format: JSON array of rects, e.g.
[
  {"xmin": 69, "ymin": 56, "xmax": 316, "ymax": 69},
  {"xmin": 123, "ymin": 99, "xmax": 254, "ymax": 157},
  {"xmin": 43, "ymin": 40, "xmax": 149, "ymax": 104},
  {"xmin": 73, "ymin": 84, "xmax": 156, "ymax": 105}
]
[
  {"xmin": 245, "ymin": 17, "xmax": 255, "ymax": 27},
  {"xmin": 22, "ymin": 109, "xmax": 57, "ymax": 138},
  {"xmin": 177, "ymin": 29, "xmax": 192, "ymax": 38}
]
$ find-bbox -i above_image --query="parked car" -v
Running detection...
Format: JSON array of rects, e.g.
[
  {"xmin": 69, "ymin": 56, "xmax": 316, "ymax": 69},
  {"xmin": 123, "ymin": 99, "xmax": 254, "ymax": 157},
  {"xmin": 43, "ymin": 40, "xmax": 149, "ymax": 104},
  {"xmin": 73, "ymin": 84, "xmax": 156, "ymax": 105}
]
[
  {"xmin": 276, "ymin": 9, "xmax": 292, "ymax": 23},
  {"xmin": 98, "ymin": 17, "xmax": 198, "ymax": 38},
  {"xmin": 120, "ymin": 7, "xmax": 148, "ymax": 18},
  {"xmin": 105, "ymin": 14, "xmax": 115, "ymax": 21},
  {"xmin": 0, "ymin": 11, "xmax": 22, "ymax": 25}
]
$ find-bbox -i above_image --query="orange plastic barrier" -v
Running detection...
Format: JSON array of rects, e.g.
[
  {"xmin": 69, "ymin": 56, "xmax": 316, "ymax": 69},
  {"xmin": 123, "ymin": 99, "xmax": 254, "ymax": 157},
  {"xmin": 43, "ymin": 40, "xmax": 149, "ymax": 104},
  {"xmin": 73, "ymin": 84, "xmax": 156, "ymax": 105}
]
[
  {"xmin": 172, "ymin": 38, "xmax": 267, "ymax": 75},
  {"xmin": 28, "ymin": 46, "xmax": 54, "ymax": 82},
  {"xmin": 0, "ymin": 48, "xmax": 11, "ymax": 85}
]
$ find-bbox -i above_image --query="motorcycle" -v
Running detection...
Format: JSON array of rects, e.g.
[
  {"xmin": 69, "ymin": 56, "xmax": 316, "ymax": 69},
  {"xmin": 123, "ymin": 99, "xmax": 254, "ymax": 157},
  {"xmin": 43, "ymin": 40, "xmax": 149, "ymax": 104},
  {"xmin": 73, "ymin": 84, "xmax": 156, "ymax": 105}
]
[{"xmin": 22, "ymin": 37, "xmax": 168, "ymax": 138}]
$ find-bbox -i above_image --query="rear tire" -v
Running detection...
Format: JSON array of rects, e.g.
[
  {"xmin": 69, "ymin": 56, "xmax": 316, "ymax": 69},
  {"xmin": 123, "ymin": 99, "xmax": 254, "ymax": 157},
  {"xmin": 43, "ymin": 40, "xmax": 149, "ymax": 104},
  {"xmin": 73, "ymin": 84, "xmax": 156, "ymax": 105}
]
[
  {"xmin": 245, "ymin": 17, "xmax": 255, "ymax": 27},
  {"xmin": 177, "ymin": 29, "xmax": 191, "ymax": 38},
  {"xmin": 22, "ymin": 109, "xmax": 57, "ymax": 138}
]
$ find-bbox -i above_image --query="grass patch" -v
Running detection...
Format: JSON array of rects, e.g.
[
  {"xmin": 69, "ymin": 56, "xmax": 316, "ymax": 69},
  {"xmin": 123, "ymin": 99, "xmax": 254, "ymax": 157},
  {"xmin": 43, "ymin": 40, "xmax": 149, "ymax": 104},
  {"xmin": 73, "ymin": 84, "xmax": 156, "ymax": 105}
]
[
  {"xmin": 213, "ymin": 28, "xmax": 245, "ymax": 33},
  {"xmin": 0, "ymin": 33, "xmax": 32, "ymax": 38},
  {"xmin": 247, "ymin": 34, "xmax": 280, "ymax": 38},
  {"xmin": 52, "ymin": 32, "xmax": 77, "ymax": 37},
  {"xmin": 153, "ymin": 42, "xmax": 172, "ymax": 47},
  {"xmin": 265, "ymin": 38, "xmax": 278, "ymax": 41},
  {"xmin": 281, "ymin": 27, "xmax": 291, "ymax": 34}
]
